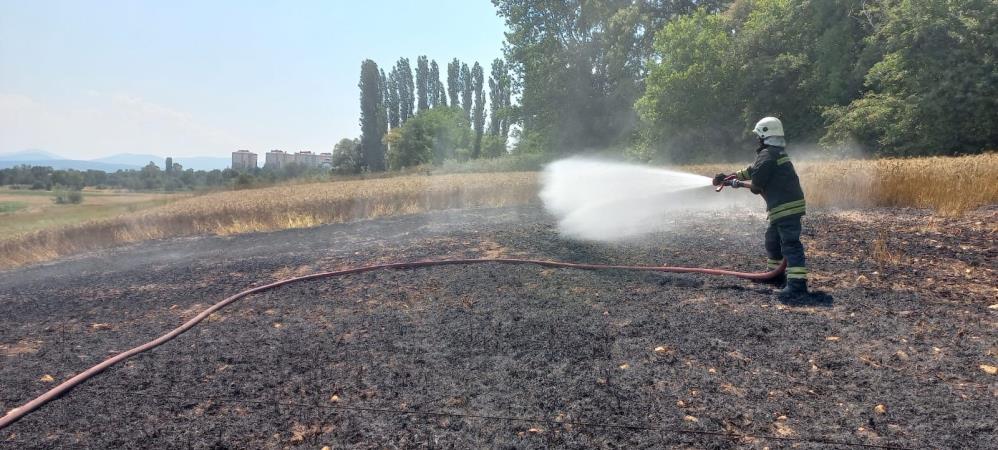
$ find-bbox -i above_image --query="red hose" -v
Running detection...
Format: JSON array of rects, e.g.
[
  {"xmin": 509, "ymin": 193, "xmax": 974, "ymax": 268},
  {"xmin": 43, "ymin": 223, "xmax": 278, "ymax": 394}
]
[
  {"xmin": 714, "ymin": 174, "xmax": 739, "ymax": 192},
  {"xmin": 0, "ymin": 257, "xmax": 785, "ymax": 430}
]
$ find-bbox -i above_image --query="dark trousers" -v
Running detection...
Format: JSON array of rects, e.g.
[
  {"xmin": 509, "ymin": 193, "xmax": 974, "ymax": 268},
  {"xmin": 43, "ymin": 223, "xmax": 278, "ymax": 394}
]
[{"xmin": 765, "ymin": 215, "xmax": 807, "ymax": 280}]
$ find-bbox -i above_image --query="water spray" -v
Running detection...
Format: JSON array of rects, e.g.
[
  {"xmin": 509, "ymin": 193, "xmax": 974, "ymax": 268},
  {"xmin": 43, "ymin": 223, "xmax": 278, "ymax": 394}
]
[{"xmin": 541, "ymin": 157, "xmax": 752, "ymax": 241}]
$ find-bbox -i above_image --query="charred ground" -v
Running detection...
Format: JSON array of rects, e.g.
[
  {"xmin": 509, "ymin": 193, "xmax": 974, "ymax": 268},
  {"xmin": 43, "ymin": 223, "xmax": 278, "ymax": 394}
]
[{"xmin": 1, "ymin": 205, "xmax": 995, "ymax": 449}]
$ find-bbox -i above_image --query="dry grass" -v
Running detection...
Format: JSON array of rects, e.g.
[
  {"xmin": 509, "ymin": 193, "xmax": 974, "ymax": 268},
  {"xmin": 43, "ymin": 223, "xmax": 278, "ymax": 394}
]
[
  {"xmin": 1, "ymin": 155, "xmax": 994, "ymax": 271},
  {"xmin": 870, "ymin": 231, "xmax": 904, "ymax": 267},
  {"xmin": 0, "ymin": 173, "xmax": 538, "ymax": 270},
  {"xmin": 681, "ymin": 153, "xmax": 997, "ymax": 215}
]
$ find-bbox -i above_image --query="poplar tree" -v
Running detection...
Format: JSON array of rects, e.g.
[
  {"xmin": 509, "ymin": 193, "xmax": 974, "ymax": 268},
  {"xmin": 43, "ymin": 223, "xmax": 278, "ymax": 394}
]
[
  {"xmin": 428, "ymin": 60, "xmax": 441, "ymax": 107},
  {"xmin": 460, "ymin": 63, "xmax": 473, "ymax": 121},
  {"xmin": 379, "ymin": 68, "xmax": 389, "ymax": 129},
  {"xmin": 471, "ymin": 62, "xmax": 485, "ymax": 157},
  {"xmin": 396, "ymin": 58, "xmax": 414, "ymax": 123},
  {"xmin": 359, "ymin": 59, "xmax": 386, "ymax": 171},
  {"xmin": 386, "ymin": 68, "xmax": 401, "ymax": 129},
  {"xmin": 416, "ymin": 55, "xmax": 429, "ymax": 111},
  {"xmin": 488, "ymin": 58, "xmax": 511, "ymax": 138},
  {"xmin": 447, "ymin": 58, "xmax": 461, "ymax": 107},
  {"xmin": 437, "ymin": 79, "xmax": 448, "ymax": 107}
]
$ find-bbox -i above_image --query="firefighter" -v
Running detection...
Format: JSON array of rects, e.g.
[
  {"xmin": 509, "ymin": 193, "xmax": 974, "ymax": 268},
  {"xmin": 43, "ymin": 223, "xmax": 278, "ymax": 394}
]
[{"xmin": 713, "ymin": 117, "xmax": 808, "ymax": 298}]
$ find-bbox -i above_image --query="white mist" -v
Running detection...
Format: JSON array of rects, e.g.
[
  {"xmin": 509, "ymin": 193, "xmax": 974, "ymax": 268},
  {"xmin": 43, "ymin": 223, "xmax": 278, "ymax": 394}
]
[{"xmin": 540, "ymin": 157, "xmax": 752, "ymax": 241}]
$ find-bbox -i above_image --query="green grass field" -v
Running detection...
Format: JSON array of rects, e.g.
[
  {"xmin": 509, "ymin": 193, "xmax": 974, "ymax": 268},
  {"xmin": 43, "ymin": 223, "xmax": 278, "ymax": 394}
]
[
  {"xmin": 0, "ymin": 201, "xmax": 28, "ymax": 213},
  {"xmin": 0, "ymin": 189, "xmax": 184, "ymax": 238}
]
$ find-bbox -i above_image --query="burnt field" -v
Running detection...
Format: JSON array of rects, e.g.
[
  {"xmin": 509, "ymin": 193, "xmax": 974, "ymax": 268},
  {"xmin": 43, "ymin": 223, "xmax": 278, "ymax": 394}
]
[{"xmin": 1, "ymin": 205, "xmax": 995, "ymax": 449}]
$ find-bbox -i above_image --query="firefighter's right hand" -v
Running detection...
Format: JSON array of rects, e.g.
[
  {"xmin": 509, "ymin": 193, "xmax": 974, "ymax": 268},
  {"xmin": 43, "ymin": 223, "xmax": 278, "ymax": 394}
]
[{"xmin": 712, "ymin": 173, "xmax": 728, "ymax": 186}]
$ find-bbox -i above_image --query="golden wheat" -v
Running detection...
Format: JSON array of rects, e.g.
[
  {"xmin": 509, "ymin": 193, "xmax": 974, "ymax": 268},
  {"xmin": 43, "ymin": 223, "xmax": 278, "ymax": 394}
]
[
  {"xmin": 682, "ymin": 153, "xmax": 997, "ymax": 215},
  {"xmin": 0, "ymin": 173, "xmax": 538, "ymax": 270}
]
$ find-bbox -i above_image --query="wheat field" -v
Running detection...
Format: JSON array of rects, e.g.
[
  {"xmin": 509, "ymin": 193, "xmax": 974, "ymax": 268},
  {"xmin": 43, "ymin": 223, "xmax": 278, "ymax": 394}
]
[
  {"xmin": 0, "ymin": 173, "xmax": 538, "ymax": 270},
  {"xmin": 0, "ymin": 155, "xmax": 994, "ymax": 270},
  {"xmin": 682, "ymin": 153, "xmax": 997, "ymax": 215}
]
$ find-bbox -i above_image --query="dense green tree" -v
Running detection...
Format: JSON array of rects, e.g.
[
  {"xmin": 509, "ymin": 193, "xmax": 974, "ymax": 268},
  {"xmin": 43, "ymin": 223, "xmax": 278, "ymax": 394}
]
[
  {"xmin": 471, "ymin": 62, "xmax": 486, "ymax": 157},
  {"xmin": 396, "ymin": 58, "xmax": 414, "ymax": 123},
  {"xmin": 636, "ymin": 9, "xmax": 740, "ymax": 162},
  {"xmin": 636, "ymin": 0, "xmax": 996, "ymax": 159},
  {"xmin": 493, "ymin": 0, "xmax": 730, "ymax": 153},
  {"xmin": 332, "ymin": 138, "xmax": 363, "ymax": 174},
  {"xmin": 460, "ymin": 63, "xmax": 473, "ymax": 121},
  {"xmin": 359, "ymin": 59, "xmax": 387, "ymax": 171},
  {"xmin": 732, "ymin": 0, "xmax": 874, "ymax": 143},
  {"xmin": 139, "ymin": 162, "xmax": 162, "ymax": 190},
  {"xmin": 638, "ymin": 1, "xmax": 880, "ymax": 161},
  {"xmin": 822, "ymin": 0, "xmax": 998, "ymax": 155},
  {"xmin": 51, "ymin": 169, "xmax": 85, "ymax": 190},
  {"xmin": 164, "ymin": 157, "xmax": 174, "ymax": 174},
  {"xmin": 416, "ymin": 55, "xmax": 430, "ymax": 112},
  {"xmin": 447, "ymin": 58, "xmax": 462, "ymax": 107},
  {"xmin": 386, "ymin": 68, "xmax": 401, "ymax": 129},
  {"xmin": 357, "ymin": 0, "xmax": 993, "ymax": 161},
  {"xmin": 385, "ymin": 107, "xmax": 472, "ymax": 169}
]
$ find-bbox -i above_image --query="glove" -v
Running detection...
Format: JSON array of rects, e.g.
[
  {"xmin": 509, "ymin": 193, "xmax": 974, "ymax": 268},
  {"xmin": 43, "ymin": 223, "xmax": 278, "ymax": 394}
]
[{"xmin": 712, "ymin": 173, "xmax": 728, "ymax": 186}]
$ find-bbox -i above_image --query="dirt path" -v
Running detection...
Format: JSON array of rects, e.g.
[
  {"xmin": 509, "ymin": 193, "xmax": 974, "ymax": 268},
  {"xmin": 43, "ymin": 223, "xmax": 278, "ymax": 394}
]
[{"xmin": 1, "ymin": 205, "xmax": 995, "ymax": 449}]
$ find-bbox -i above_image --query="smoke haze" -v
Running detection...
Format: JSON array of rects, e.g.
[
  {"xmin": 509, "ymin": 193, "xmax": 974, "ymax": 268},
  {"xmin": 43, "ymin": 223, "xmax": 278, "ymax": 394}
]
[{"xmin": 540, "ymin": 157, "xmax": 754, "ymax": 241}]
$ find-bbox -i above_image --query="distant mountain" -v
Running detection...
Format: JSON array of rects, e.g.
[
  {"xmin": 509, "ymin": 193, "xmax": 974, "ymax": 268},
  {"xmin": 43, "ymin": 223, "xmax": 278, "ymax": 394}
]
[
  {"xmin": 0, "ymin": 159, "xmax": 139, "ymax": 171},
  {"xmin": 0, "ymin": 149, "xmax": 65, "ymax": 161},
  {"xmin": 0, "ymin": 150, "xmax": 231, "ymax": 171},
  {"xmin": 92, "ymin": 153, "xmax": 165, "ymax": 167},
  {"xmin": 93, "ymin": 153, "xmax": 229, "ymax": 170},
  {"xmin": 1, "ymin": 149, "xmax": 140, "ymax": 170}
]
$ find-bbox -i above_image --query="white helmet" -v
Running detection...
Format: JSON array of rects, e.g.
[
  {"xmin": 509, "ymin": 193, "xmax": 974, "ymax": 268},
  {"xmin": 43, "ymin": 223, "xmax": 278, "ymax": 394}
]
[{"xmin": 753, "ymin": 117, "xmax": 784, "ymax": 139}]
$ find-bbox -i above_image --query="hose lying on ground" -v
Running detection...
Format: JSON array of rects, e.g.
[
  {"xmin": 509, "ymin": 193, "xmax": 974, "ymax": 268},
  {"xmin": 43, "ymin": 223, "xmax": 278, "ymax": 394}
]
[{"xmin": 0, "ymin": 257, "xmax": 785, "ymax": 430}]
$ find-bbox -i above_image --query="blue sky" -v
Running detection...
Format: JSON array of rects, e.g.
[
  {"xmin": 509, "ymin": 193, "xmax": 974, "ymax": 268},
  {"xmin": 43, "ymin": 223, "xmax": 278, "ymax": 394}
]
[{"xmin": 0, "ymin": 0, "xmax": 507, "ymax": 159}]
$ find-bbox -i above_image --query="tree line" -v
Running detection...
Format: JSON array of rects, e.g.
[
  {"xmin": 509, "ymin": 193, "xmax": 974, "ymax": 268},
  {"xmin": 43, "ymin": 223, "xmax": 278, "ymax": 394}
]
[
  {"xmin": 491, "ymin": 0, "xmax": 995, "ymax": 163},
  {"xmin": 0, "ymin": 163, "xmax": 235, "ymax": 191},
  {"xmin": 338, "ymin": 56, "xmax": 513, "ymax": 173},
  {"xmin": 0, "ymin": 160, "xmax": 332, "ymax": 191}
]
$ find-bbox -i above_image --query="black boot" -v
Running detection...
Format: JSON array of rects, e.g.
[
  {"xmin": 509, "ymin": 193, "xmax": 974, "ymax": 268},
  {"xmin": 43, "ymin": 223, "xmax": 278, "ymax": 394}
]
[
  {"xmin": 753, "ymin": 272, "xmax": 785, "ymax": 288},
  {"xmin": 777, "ymin": 279, "xmax": 807, "ymax": 299}
]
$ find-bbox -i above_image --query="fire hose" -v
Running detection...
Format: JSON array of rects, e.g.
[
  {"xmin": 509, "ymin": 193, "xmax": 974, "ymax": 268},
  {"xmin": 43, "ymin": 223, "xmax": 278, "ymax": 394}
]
[
  {"xmin": 0, "ymin": 257, "xmax": 785, "ymax": 430},
  {"xmin": 714, "ymin": 174, "xmax": 740, "ymax": 192}
]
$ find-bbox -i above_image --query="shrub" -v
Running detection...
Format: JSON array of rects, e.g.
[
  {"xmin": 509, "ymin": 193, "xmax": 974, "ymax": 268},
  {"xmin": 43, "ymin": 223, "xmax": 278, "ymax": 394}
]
[
  {"xmin": 437, "ymin": 152, "xmax": 552, "ymax": 173},
  {"xmin": 53, "ymin": 190, "xmax": 83, "ymax": 204},
  {"xmin": 235, "ymin": 174, "xmax": 256, "ymax": 189},
  {"xmin": 387, "ymin": 107, "xmax": 471, "ymax": 170},
  {"xmin": 480, "ymin": 135, "xmax": 509, "ymax": 158}
]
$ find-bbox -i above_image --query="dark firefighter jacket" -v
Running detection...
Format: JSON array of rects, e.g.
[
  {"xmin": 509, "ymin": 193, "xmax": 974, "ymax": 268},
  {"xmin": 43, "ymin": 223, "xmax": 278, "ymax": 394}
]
[{"xmin": 735, "ymin": 145, "xmax": 806, "ymax": 223}]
